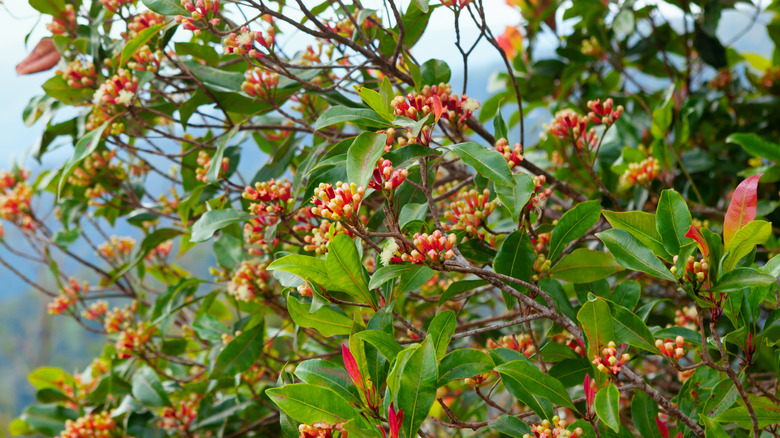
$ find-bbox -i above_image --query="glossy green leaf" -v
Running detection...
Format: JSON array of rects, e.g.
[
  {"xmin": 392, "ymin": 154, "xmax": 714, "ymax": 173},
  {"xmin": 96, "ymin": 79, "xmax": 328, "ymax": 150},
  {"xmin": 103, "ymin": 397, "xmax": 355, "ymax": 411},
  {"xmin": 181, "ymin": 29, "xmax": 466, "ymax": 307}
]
[
  {"xmin": 577, "ymin": 298, "xmax": 615, "ymax": 359},
  {"xmin": 398, "ymin": 338, "xmax": 438, "ymax": 438},
  {"xmin": 268, "ymin": 254, "xmax": 334, "ymax": 290},
  {"xmin": 602, "ymin": 211, "xmax": 671, "ymax": 261},
  {"xmin": 120, "ymin": 24, "xmax": 163, "ymax": 66},
  {"xmin": 294, "ymin": 359, "xmax": 360, "ymax": 403},
  {"xmin": 495, "ymin": 360, "xmax": 557, "ymax": 420},
  {"xmin": 711, "ymin": 267, "xmax": 776, "ymax": 292},
  {"xmin": 211, "ymin": 320, "xmax": 264, "ymax": 377},
  {"xmin": 495, "ymin": 173, "xmax": 536, "ymax": 222},
  {"xmin": 722, "ymin": 220, "xmax": 771, "ymax": 272},
  {"xmin": 702, "ymin": 378, "xmax": 738, "ymax": 418},
  {"xmin": 267, "ymin": 383, "xmax": 359, "ymax": 425},
  {"xmin": 655, "ymin": 189, "xmax": 692, "ymax": 256},
  {"xmin": 449, "ymin": 142, "xmax": 514, "ymax": 186},
  {"xmin": 597, "ymin": 229, "xmax": 676, "ymax": 282},
  {"xmin": 494, "ymin": 230, "xmax": 535, "ymax": 309},
  {"xmin": 346, "ymin": 132, "xmax": 388, "ymax": 189},
  {"xmin": 190, "ymin": 209, "xmax": 253, "ymax": 242},
  {"xmin": 727, "ymin": 133, "xmax": 780, "ymax": 161},
  {"xmin": 356, "ymin": 87, "xmax": 393, "ymax": 121},
  {"xmin": 369, "ymin": 264, "xmax": 418, "ymax": 289},
  {"xmin": 495, "ymin": 360, "xmax": 576, "ymax": 410},
  {"xmin": 287, "ymin": 296, "xmax": 352, "ymax": 337},
  {"xmin": 355, "ymin": 330, "xmax": 403, "ymax": 362},
  {"xmin": 594, "ymin": 384, "xmax": 620, "ymax": 432},
  {"xmin": 327, "ymin": 235, "xmax": 376, "ymax": 308},
  {"xmin": 206, "ymin": 125, "xmax": 239, "ymax": 184},
  {"xmin": 131, "ymin": 366, "xmax": 171, "ymax": 407},
  {"xmin": 58, "ymin": 123, "xmax": 107, "ymax": 198},
  {"xmin": 608, "ymin": 300, "xmax": 657, "ymax": 353},
  {"xmin": 437, "ymin": 349, "xmax": 494, "ymax": 386},
  {"xmin": 420, "ymin": 59, "xmax": 450, "ymax": 84},
  {"xmin": 397, "ymin": 265, "xmax": 434, "ymax": 294},
  {"xmin": 490, "ymin": 414, "xmax": 533, "ymax": 437},
  {"xmin": 548, "ymin": 200, "xmax": 601, "ymax": 261},
  {"xmin": 549, "ymin": 249, "xmax": 624, "ymax": 283},
  {"xmin": 428, "ymin": 310, "xmax": 457, "ymax": 359},
  {"xmin": 631, "ymin": 392, "xmax": 662, "ymax": 438},
  {"xmin": 314, "ymin": 106, "xmax": 392, "ymax": 130}
]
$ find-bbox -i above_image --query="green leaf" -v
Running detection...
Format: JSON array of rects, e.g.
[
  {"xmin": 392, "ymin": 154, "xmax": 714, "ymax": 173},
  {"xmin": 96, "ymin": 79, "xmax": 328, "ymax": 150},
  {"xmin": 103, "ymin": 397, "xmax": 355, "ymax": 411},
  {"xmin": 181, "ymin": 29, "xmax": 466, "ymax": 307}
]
[
  {"xmin": 727, "ymin": 133, "xmax": 780, "ymax": 162},
  {"xmin": 577, "ymin": 298, "xmax": 615, "ymax": 359},
  {"xmin": 294, "ymin": 359, "xmax": 361, "ymax": 403},
  {"xmin": 702, "ymin": 415, "xmax": 730, "ymax": 438},
  {"xmin": 711, "ymin": 267, "xmax": 777, "ymax": 292},
  {"xmin": 120, "ymin": 23, "xmax": 163, "ymax": 66},
  {"xmin": 597, "ymin": 229, "xmax": 676, "ymax": 282},
  {"xmin": 715, "ymin": 398, "xmax": 780, "ymax": 429},
  {"xmin": 437, "ymin": 349, "xmax": 494, "ymax": 386},
  {"xmin": 355, "ymin": 330, "xmax": 403, "ymax": 362},
  {"xmin": 8, "ymin": 418, "xmax": 34, "ymax": 436},
  {"xmin": 268, "ymin": 254, "xmax": 334, "ymax": 290},
  {"xmin": 182, "ymin": 60, "xmax": 244, "ymax": 91},
  {"xmin": 494, "ymin": 230, "xmax": 535, "ymax": 309},
  {"xmin": 702, "ymin": 378, "xmax": 738, "ymax": 418},
  {"xmin": 369, "ymin": 264, "xmax": 419, "ymax": 289},
  {"xmin": 602, "ymin": 211, "xmax": 671, "ymax": 261},
  {"xmin": 490, "ymin": 414, "xmax": 533, "ymax": 437},
  {"xmin": 495, "ymin": 173, "xmax": 536, "ymax": 222},
  {"xmin": 549, "ymin": 249, "xmax": 624, "ymax": 283},
  {"xmin": 58, "ymin": 123, "xmax": 107, "ymax": 198},
  {"xmin": 314, "ymin": 106, "xmax": 392, "ymax": 130},
  {"xmin": 192, "ymin": 314, "xmax": 228, "ymax": 342},
  {"xmin": 420, "ymin": 59, "xmax": 450, "ymax": 84},
  {"xmin": 356, "ymin": 87, "xmax": 394, "ymax": 121},
  {"xmin": 438, "ymin": 279, "xmax": 488, "ymax": 306},
  {"xmin": 594, "ymin": 384, "xmax": 620, "ymax": 432},
  {"xmin": 141, "ymin": 0, "xmax": 187, "ymax": 14},
  {"xmin": 427, "ymin": 310, "xmax": 457, "ymax": 359},
  {"xmin": 548, "ymin": 200, "xmax": 601, "ymax": 261},
  {"xmin": 398, "ymin": 339, "xmax": 438, "ymax": 438},
  {"xmin": 495, "ymin": 361, "xmax": 558, "ymax": 420},
  {"xmin": 19, "ymin": 404, "xmax": 76, "ymax": 437},
  {"xmin": 631, "ymin": 392, "xmax": 662, "ymax": 438},
  {"xmin": 608, "ymin": 300, "xmax": 657, "ymax": 353},
  {"xmin": 347, "ymin": 132, "xmax": 388, "ymax": 190},
  {"xmin": 655, "ymin": 189, "xmax": 692, "ymax": 256},
  {"xmin": 42, "ymin": 75, "xmax": 94, "ymax": 105},
  {"xmin": 613, "ymin": 8, "xmax": 635, "ymax": 34},
  {"xmin": 327, "ymin": 235, "xmax": 377, "ymax": 308},
  {"xmin": 131, "ymin": 366, "xmax": 171, "ymax": 407},
  {"xmin": 211, "ymin": 320, "xmax": 264, "ymax": 377},
  {"xmin": 190, "ymin": 209, "xmax": 252, "ymax": 242},
  {"xmin": 496, "ymin": 360, "xmax": 576, "ymax": 409},
  {"xmin": 28, "ymin": 367, "xmax": 75, "ymax": 390},
  {"xmin": 397, "ymin": 265, "xmax": 434, "ymax": 294},
  {"xmin": 399, "ymin": 202, "xmax": 428, "ymax": 230},
  {"xmin": 449, "ymin": 142, "xmax": 514, "ymax": 186},
  {"xmin": 267, "ymin": 383, "xmax": 359, "ymax": 425},
  {"xmin": 722, "ymin": 220, "xmax": 771, "ymax": 272},
  {"xmin": 207, "ymin": 125, "xmax": 239, "ymax": 184},
  {"xmin": 29, "ymin": 0, "xmax": 66, "ymax": 15},
  {"xmin": 287, "ymin": 296, "xmax": 352, "ymax": 337}
]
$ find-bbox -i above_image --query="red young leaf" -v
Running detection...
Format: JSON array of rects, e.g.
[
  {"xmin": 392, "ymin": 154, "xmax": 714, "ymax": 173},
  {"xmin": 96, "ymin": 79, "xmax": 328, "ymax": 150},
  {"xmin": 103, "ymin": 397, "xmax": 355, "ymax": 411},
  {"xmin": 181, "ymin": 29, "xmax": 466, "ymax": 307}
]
[
  {"xmin": 684, "ymin": 225, "xmax": 709, "ymax": 257},
  {"xmin": 431, "ymin": 95, "xmax": 443, "ymax": 124},
  {"xmin": 723, "ymin": 174, "xmax": 762, "ymax": 248},
  {"xmin": 16, "ymin": 38, "xmax": 61, "ymax": 75}
]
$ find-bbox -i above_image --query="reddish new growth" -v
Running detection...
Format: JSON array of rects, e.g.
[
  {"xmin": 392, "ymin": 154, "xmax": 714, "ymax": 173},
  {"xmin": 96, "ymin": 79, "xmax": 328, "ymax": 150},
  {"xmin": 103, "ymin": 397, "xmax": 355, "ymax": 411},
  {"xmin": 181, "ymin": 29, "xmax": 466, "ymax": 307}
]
[
  {"xmin": 224, "ymin": 26, "xmax": 275, "ymax": 58},
  {"xmin": 343, "ymin": 345, "xmax": 382, "ymax": 414},
  {"xmin": 656, "ymin": 416, "xmax": 683, "ymax": 438},
  {"xmin": 369, "ymin": 159, "xmax": 408, "ymax": 191},
  {"xmin": 593, "ymin": 341, "xmax": 630, "ymax": 374},
  {"xmin": 390, "ymin": 83, "xmax": 480, "ymax": 128},
  {"xmin": 523, "ymin": 416, "xmax": 583, "ymax": 438},
  {"xmin": 0, "ymin": 169, "xmax": 35, "ymax": 230},
  {"xmin": 176, "ymin": 0, "xmax": 220, "ymax": 35},
  {"xmin": 399, "ymin": 230, "xmax": 457, "ymax": 265},
  {"xmin": 48, "ymin": 278, "xmax": 89, "ymax": 315},
  {"xmin": 47, "ymin": 4, "xmax": 77, "ymax": 35},
  {"xmin": 620, "ymin": 156, "xmax": 660, "ymax": 188},
  {"xmin": 227, "ymin": 260, "xmax": 270, "ymax": 302},
  {"xmin": 656, "ymin": 336, "xmax": 686, "ymax": 360},
  {"xmin": 242, "ymin": 68, "xmax": 280, "ymax": 98},
  {"xmin": 487, "ymin": 334, "xmax": 536, "ymax": 357},
  {"xmin": 584, "ymin": 375, "xmax": 596, "ymax": 418},
  {"xmin": 444, "ymin": 189, "xmax": 497, "ymax": 240},
  {"xmin": 56, "ymin": 411, "xmax": 118, "ymax": 438},
  {"xmin": 96, "ymin": 70, "xmax": 139, "ymax": 106},
  {"xmin": 196, "ymin": 150, "xmax": 229, "ymax": 182},
  {"xmin": 311, "ymin": 182, "xmax": 365, "ymax": 222},
  {"xmin": 493, "ymin": 138, "xmax": 524, "ymax": 169},
  {"xmin": 58, "ymin": 60, "xmax": 96, "ymax": 89},
  {"xmin": 159, "ymin": 394, "xmax": 201, "ymax": 435}
]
